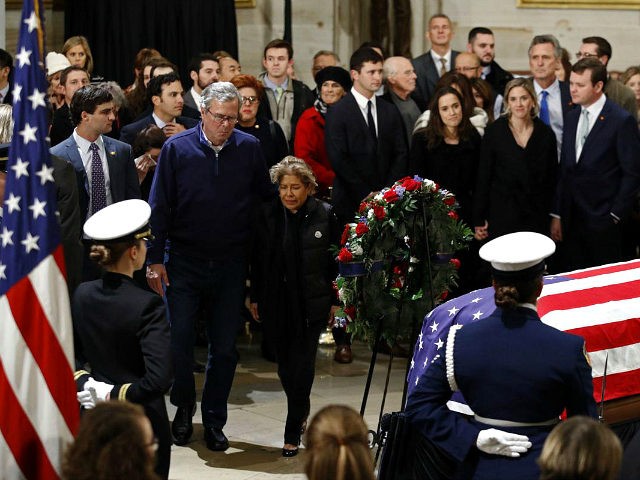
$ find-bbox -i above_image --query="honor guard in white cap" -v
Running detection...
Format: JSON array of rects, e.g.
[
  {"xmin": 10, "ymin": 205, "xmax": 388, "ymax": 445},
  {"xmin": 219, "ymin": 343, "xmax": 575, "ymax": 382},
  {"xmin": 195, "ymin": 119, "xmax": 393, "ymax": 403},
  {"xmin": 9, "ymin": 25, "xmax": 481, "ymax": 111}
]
[
  {"xmin": 72, "ymin": 199, "xmax": 173, "ymax": 478},
  {"xmin": 406, "ymin": 231, "xmax": 597, "ymax": 480}
]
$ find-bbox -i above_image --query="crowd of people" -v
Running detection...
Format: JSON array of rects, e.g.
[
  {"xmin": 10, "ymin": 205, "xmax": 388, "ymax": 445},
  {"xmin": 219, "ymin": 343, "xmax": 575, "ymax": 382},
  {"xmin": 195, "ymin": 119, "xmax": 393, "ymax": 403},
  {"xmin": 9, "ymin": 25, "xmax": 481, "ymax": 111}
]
[{"xmin": 1, "ymin": 12, "xmax": 640, "ymax": 479}]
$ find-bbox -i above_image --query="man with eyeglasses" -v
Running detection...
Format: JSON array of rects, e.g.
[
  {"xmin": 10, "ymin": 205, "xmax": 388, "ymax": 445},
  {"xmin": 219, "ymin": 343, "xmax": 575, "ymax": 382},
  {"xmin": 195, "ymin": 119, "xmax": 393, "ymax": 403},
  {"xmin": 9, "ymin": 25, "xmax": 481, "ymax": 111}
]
[
  {"xmin": 577, "ymin": 36, "xmax": 637, "ymax": 121},
  {"xmin": 455, "ymin": 52, "xmax": 503, "ymax": 120},
  {"xmin": 146, "ymin": 82, "xmax": 274, "ymax": 452}
]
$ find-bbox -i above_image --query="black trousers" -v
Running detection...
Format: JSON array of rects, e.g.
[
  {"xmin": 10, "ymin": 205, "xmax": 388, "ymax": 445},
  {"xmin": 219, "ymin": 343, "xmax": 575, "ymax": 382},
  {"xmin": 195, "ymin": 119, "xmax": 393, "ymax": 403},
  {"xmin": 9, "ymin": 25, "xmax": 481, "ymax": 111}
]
[
  {"xmin": 276, "ymin": 321, "xmax": 324, "ymax": 445},
  {"xmin": 564, "ymin": 211, "xmax": 623, "ymax": 270}
]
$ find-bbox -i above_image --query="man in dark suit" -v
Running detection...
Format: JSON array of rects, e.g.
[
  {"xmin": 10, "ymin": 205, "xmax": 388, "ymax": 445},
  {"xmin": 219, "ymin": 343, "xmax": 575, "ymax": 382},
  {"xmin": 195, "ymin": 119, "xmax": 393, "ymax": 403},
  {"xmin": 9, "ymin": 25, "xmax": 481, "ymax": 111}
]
[
  {"xmin": 326, "ymin": 47, "xmax": 408, "ymax": 226},
  {"xmin": 551, "ymin": 58, "xmax": 640, "ymax": 269},
  {"xmin": 50, "ymin": 85, "xmax": 140, "ymax": 279},
  {"xmin": 411, "ymin": 14, "xmax": 459, "ymax": 111},
  {"xmin": 529, "ymin": 34, "xmax": 574, "ymax": 160},
  {"xmin": 183, "ymin": 53, "xmax": 219, "ymax": 114},
  {"xmin": 0, "ymin": 49, "xmax": 13, "ymax": 105},
  {"xmin": 120, "ymin": 72, "xmax": 198, "ymax": 146},
  {"xmin": 467, "ymin": 27, "xmax": 513, "ymax": 98}
]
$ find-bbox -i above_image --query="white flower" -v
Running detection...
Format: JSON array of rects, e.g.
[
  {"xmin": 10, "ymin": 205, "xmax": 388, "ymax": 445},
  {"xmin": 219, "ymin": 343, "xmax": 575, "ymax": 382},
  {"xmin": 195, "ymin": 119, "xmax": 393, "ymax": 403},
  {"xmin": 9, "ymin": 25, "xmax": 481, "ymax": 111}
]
[
  {"xmin": 374, "ymin": 193, "xmax": 384, "ymax": 201},
  {"xmin": 352, "ymin": 244, "xmax": 363, "ymax": 256},
  {"xmin": 367, "ymin": 209, "xmax": 375, "ymax": 219},
  {"xmin": 338, "ymin": 288, "xmax": 345, "ymax": 302},
  {"xmin": 410, "ymin": 256, "xmax": 420, "ymax": 263}
]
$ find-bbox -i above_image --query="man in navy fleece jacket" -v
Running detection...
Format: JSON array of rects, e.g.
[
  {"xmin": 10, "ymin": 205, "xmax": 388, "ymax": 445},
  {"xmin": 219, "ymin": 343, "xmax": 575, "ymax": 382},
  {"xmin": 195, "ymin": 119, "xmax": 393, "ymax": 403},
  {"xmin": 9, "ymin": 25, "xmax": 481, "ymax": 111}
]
[{"xmin": 147, "ymin": 82, "xmax": 273, "ymax": 451}]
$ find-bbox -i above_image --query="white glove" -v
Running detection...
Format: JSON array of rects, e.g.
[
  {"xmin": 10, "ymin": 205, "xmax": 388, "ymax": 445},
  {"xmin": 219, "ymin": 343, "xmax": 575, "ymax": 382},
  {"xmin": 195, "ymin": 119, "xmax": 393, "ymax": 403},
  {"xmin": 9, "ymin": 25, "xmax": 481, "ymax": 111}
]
[
  {"xmin": 77, "ymin": 390, "xmax": 95, "ymax": 409},
  {"xmin": 476, "ymin": 428, "xmax": 532, "ymax": 457},
  {"xmin": 83, "ymin": 377, "xmax": 114, "ymax": 403}
]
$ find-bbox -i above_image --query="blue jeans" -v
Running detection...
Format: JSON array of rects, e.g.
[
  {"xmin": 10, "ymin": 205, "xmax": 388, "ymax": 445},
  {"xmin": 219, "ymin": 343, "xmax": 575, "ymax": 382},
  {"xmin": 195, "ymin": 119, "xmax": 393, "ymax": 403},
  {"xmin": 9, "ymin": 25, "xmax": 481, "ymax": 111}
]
[{"xmin": 166, "ymin": 252, "xmax": 246, "ymax": 428}]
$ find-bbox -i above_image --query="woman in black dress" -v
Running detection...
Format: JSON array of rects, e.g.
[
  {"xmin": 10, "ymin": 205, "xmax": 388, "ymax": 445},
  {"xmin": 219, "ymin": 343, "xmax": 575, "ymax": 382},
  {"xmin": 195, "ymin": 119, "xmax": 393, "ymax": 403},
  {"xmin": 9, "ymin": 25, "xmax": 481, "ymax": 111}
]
[
  {"xmin": 249, "ymin": 156, "xmax": 339, "ymax": 457},
  {"xmin": 73, "ymin": 199, "xmax": 173, "ymax": 479},
  {"xmin": 473, "ymin": 78, "xmax": 558, "ymax": 241}
]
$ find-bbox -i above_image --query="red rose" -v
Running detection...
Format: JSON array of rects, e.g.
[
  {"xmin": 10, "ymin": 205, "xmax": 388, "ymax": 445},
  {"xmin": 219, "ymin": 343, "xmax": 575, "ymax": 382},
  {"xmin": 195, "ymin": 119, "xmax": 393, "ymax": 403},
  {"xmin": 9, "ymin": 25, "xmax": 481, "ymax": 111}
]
[
  {"xmin": 373, "ymin": 205, "xmax": 386, "ymax": 220},
  {"xmin": 448, "ymin": 210, "xmax": 459, "ymax": 221},
  {"xmin": 337, "ymin": 248, "xmax": 353, "ymax": 262},
  {"xmin": 355, "ymin": 222, "xmax": 369, "ymax": 237},
  {"xmin": 401, "ymin": 178, "xmax": 421, "ymax": 191},
  {"xmin": 450, "ymin": 258, "xmax": 461, "ymax": 269},
  {"xmin": 383, "ymin": 189, "xmax": 400, "ymax": 203},
  {"xmin": 340, "ymin": 224, "xmax": 350, "ymax": 245},
  {"xmin": 358, "ymin": 202, "xmax": 368, "ymax": 213},
  {"xmin": 344, "ymin": 305, "xmax": 356, "ymax": 319},
  {"xmin": 440, "ymin": 290, "xmax": 449, "ymax": 301},
  {"xmin": 443, "ymin": 196, "xmax": 456, "ymax": 206},
  {"xmin": 434, "ymin": 182, "xmax": 440, "ymax": 191}
]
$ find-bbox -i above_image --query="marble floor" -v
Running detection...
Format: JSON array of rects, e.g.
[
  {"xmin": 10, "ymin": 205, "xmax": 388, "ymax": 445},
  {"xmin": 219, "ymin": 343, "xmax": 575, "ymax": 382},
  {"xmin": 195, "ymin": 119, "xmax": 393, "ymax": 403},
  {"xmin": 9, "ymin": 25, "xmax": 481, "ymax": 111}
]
[{"xmin": 167, "ymin": 329, "xmax": 409, "ymax": 479}]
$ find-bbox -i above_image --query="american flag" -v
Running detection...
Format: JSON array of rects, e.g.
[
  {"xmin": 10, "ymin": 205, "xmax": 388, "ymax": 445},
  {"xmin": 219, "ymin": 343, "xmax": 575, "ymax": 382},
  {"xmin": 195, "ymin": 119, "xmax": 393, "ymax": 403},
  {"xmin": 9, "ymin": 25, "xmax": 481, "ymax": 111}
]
[
  {"xmin": 407, "ymin": 260, "xmax": 640, "ymax": 412},
  {"xmin": 0, "ymin": 0, "xmax": 79, "ymax": 478}
]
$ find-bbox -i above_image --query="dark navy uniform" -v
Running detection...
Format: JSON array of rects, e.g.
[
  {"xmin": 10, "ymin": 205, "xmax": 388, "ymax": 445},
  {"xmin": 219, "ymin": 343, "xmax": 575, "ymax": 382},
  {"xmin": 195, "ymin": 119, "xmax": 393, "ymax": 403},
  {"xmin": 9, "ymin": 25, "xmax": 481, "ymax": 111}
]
[
  {"xmin": 73, "ymin": 272, "xmax": 173, "ymax": 479},
  {"xmin": 406, "ymin": 304, "xmax": 597, "ymax": 480}
]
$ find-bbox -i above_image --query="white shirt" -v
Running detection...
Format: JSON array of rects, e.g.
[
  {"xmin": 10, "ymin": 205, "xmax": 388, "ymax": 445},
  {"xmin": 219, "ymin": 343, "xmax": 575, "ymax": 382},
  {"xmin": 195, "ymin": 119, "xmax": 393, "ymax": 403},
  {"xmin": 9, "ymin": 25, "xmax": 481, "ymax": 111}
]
[
  {"xmin": 534, "ymin": 79, "xmax": 563, "ymax": 161},
  {"xmin": 575, "ymin": 93, "xmax": 606, "ymax": 160},
  {"xmin": 430, "ymin": 50, "xmax": 452, "ymax": 77},
  {"xmin": 73, "ymin": 130, "xmax": 113, "ymax": 219},
  {"xmin": 0, "ymin": 84, "xmax": 8, "ymax": 103},
  {"xmin": 351, "ymin": 86, "xmax": 378, "ymax": 135},
  {"xmin": 152, "ymin": 112, "xmax": 175, "ymax": 129},
  {"xmin": 189, "ymin": 87, "xmax": 202, "ymax": 109}
]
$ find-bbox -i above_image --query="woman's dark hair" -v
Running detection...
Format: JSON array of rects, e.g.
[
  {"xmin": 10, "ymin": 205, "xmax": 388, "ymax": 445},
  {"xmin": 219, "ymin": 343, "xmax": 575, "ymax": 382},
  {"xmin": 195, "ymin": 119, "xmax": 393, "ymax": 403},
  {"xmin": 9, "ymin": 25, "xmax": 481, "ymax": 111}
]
[
  {"xmin": 89, "ymin": 239, "xmax": 139, "ymax": 267},
  {"xmin": 558, "ymin": 47, "xmax": 572, "ymax": 83},
  {"xmin": 493, "ymin": 274, "xmax": 542, "ymax": 309},
  {"xmin": 132, "ymin": 124, "xmax": 166, "ymax": 158},
  {"xmin": 435, "ymin": 72, "xmax": 476, "ymax": 118},
  {"xmin": 470, "ymin": 77, "xmax": 494, "ymax": 122},
  {"xmin": 229, "ymin": 74, "xmax": 265, "ymax": 100},
  {"xmin": 62, "ymin": 402, "xmax": 159, "ymax": 480},
  {"xmin": 421, "ymin": 86, "xmax": 474, "ymax": 149}
]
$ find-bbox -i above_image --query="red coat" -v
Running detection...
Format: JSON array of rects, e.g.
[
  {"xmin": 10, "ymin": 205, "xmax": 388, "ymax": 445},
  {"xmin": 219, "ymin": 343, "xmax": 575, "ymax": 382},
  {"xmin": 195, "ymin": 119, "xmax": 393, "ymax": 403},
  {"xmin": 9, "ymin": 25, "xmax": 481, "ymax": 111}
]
[{"xmin": 294, "ymin": 107, "xmax": 335, "ymax": 195}]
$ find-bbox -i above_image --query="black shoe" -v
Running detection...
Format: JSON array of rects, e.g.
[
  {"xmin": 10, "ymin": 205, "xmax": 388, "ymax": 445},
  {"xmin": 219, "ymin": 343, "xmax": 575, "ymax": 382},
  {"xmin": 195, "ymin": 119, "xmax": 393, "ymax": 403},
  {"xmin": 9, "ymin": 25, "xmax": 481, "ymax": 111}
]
[
  {"xmin": 204, "ymin": 426, "xmax": 229, "ymax": 451},
  {"xmin": 172, "ymin": 404, "xmax": 196, "ymax": 446},
  {"xmin": 282, "ymin": 446, "xmax": 299, "ymax": 457}
]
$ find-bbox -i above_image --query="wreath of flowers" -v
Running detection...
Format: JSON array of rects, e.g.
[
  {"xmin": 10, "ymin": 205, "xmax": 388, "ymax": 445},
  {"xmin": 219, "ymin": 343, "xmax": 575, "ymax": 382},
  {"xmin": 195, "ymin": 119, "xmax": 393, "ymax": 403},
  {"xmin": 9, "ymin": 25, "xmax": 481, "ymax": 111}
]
[{"xmin": 333, "ymin": 175, "xmax": 473, "ymax": 345}]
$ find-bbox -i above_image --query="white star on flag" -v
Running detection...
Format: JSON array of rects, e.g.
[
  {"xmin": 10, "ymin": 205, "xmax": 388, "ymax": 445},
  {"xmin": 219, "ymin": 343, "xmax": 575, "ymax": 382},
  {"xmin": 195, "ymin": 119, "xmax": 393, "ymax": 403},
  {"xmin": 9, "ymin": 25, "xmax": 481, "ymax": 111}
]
[
  {"xmin": 35, "ymin": 164, "xmax": 54, "ymax": 185},
  {"xmin": 471, "ymin": 297, "xmax": 482, "ymax": 303},
  {"xmin": 418, "ymin": 331, "xmax": 423, "ymax": 343},
  {"xmin": 0, "ymin": 227, "xmax": 14, "ymax": 247},
  {"xmin": 12, "ymin": 84, "xmax": 23, "ymax": 102},
  {"xmin": 23, "ymin": 10, "xmax": 39, "ymax": 32},
  {"xmin": 415, "ymin": 377, "xmax": 419, "ymax": 386},
  {"xmin": 19, "ymin": 123, "xmax": 38, "ymax": 144},
  {"xmin": 21, "ymin": 232, "xmax": 40, "ymax": 253},
  {"xmin": 472, "ymin": 310, "xmax": 484, "ymax": 320},
  {"xmin": 28, "ymin": 198, "xmax": 47, "ymax": 219},
  {"xmin": 27, "ymin": 88, "xmax": 46, "ymax": 110},
  {"xmin": 448, "ymin": 305, "xmax": 459, "ymax": 316},
  {"xmin": 419, "ymin": 338, "xmax": 424, "ymax": 350},
  {"xmin": 5, "ymin": 193, "xmax": 21, "ymax": 213},
  {"xmin": 15, "ymin": 46, "xmax": 32, "ymax": 67},
  {"xmin": 435, "ymin": 338, "xmax": 444, "ymax": 350},
  {"xmin": 0, "ymin": 262, "xmax": 6, "ymax": 280},
  {"xmin": 11, "ymin": 158, "xmax": 29, "ymax": 178},
  {"xmin": 410, "ymin": 359, "xmax": 415, "ymax": 370},
  {"xmin": 423, "ymin": 356, "xmax": 428, "ymax": 368},
  {"xmin": 429, "ymin": 320, "xmax": 439, "ymax": 332}
]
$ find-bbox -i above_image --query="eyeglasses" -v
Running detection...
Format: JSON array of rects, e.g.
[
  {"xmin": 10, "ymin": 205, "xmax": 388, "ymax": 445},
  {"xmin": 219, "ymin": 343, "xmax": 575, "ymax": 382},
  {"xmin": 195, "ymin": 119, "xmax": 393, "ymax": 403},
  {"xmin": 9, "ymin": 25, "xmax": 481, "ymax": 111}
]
[
  {"xmin": 206, "ymin": 110, "xmax": 238, "ymax": 125},
  {"xmin": 575, "ymin": 52, "xmax": 598, "ymax": 59},
  {"xmin": 240, "ymin": 96, "xmax": 259, "ymax": 104}
]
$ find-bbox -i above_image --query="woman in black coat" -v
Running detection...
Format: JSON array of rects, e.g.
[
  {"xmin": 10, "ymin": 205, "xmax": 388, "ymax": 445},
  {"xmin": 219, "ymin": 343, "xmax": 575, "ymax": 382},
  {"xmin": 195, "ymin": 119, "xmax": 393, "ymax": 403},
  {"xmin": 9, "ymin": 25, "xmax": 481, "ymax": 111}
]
[
  {"xmin": 72, "ymin": 200, "xmax": 173, "ymax": 479},
  {"xmin": 250, "ymin": 156, "xmax": 339, "ymax": 457},
  {"xmin": 473, "ymin": 78, "xmax": 558, "ymax": 241}
]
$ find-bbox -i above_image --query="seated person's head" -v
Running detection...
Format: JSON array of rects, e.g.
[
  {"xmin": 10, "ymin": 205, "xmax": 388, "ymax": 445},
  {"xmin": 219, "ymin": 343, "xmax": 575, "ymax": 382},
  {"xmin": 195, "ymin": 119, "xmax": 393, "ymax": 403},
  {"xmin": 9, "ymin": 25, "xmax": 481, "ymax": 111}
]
[
  {"xmin": 304, "ymin": 405, "xmax": 375, "ymax": 480},
  {"xmin": 538, "ymin": 416, "xmax": 622, "ymax": 480},
  {"xmin": 62, "ymin": 402, "xmax": 159, "ymax": 480}
]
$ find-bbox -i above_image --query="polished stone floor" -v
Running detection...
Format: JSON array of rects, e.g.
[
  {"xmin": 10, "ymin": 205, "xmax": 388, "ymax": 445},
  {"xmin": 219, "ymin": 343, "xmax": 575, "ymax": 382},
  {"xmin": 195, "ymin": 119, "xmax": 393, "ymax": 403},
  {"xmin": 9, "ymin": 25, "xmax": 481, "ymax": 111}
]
[{"xmin": 167, "ymin": 329, "xmax": 408, "ymax": 479}]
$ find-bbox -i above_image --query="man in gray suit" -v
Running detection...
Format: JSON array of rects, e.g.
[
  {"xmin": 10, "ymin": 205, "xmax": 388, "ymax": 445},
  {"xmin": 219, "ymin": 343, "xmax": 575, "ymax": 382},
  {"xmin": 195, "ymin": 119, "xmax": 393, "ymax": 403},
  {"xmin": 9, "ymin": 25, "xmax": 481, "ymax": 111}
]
[
  {"xmin": 183, "ymin": 53, "xmax": 219, "ymax": 113},
  {"xmin": 50, "ymin": 85, "xmax": 139, "ymax": 279},
  {"xmin": 411, "ymin": 13, "xmax": 459, "ymax": 111}
]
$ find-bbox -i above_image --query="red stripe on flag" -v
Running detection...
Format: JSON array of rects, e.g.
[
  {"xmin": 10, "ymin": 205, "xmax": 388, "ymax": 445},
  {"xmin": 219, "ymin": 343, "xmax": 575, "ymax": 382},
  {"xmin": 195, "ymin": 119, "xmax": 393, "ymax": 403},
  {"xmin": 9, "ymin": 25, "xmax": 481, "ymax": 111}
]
[
  {"xmin": 564, "ymin": 260, "xmax": 640, "ymax": 280},
  {"xmin": 539, "ymin": 279, "xmax": 640, "ymax": 313},
  {"xmin": 0, "ymin": 360, "xmax": 59, "ymax": 479},
  {"xmin": 592, "ymin": 369, "xmax": 640, "ymax": 403},
  {"xmin": 6, "ymin": 276, "xmax": 79, "ymax": 434},
  {"xmin": 566, "ymin": 319, "xmax": 640, "ymax": 351}
]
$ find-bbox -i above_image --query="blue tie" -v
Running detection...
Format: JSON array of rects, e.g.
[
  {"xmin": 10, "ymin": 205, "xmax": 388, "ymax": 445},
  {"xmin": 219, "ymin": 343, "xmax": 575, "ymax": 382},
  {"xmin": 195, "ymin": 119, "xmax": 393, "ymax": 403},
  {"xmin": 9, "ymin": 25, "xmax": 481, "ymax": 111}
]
[{"xmin": 539, "ymin": 90, "xmax": 550, "ymax": 126}]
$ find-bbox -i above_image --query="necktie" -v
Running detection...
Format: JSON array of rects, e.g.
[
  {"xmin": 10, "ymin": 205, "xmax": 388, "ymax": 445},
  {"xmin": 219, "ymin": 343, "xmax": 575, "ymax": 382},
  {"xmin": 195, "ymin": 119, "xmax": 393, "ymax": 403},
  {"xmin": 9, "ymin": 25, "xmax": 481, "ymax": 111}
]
[
  {"xmin": 578, "ymin": 109, "xmax": 589, "ymax": 147},
  {"xmin": 439, "ymin": 57, "xmax": 447, "ymax": 77},
  {"xmin": 275, "ymin": 86, "xmax": 284, "ymax": 102},
  {"xmin": 367, "ymin": 100, "xmax": 377, "ymax": 141},
  {"xmin": 89, "ymin": 143, "xmax": 107, "ymax": 215},
  {"xmin": 539, "ymin": 90, "xmax": 550, "ymax": 126}
]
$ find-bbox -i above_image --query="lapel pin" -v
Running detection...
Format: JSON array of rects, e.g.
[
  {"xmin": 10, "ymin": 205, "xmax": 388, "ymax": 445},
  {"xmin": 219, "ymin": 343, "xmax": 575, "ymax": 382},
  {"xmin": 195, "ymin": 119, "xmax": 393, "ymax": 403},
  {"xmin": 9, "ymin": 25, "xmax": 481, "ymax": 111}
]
[{"xmin": 109, "ymin": 151, "xmax": 116, "ymax": 156}]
